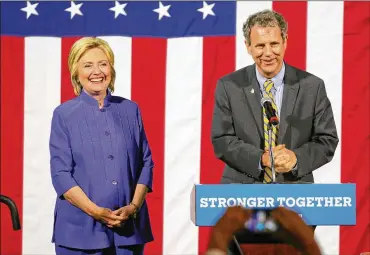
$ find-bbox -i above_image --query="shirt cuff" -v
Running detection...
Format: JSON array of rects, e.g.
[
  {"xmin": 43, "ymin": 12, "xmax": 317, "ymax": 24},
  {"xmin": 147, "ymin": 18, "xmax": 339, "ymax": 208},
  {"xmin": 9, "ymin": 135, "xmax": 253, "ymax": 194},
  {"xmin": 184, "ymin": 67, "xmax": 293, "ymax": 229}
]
[
  {"xmin": 137, "ymin": 166, "xmax": 153, "ymax": 193},
  {"xmin": 291, "ymin": 162, "xmax": 298, "ymax": 176},
  {"xmin": 52, "ymin": 173, "xmax": 78, "ymax": 198},
  {"xmin": 258, "ymin": 156, "xmax": 263, "ymax": 172}
]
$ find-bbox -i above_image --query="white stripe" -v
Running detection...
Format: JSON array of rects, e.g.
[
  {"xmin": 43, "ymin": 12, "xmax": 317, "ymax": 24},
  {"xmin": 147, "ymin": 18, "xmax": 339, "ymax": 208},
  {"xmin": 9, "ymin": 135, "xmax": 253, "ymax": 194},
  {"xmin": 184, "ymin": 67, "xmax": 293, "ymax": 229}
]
[
  {"xmin": 163, "ymin": 37, "xmax": 203, "ymax": 254},
  {"xmin": 98, "ymin": 36, "xmax": 132, "ymax": 99},
  {"xmin": 23, "ymin": 37, "xmax": 61, "ymax": 255},
  {"xmin": 236, "ymin": 1, "xmax": 273, "ymax": 69},
  {"xmin": 306, "ymin": 2, "xmax": 344, "ymax": 254}
]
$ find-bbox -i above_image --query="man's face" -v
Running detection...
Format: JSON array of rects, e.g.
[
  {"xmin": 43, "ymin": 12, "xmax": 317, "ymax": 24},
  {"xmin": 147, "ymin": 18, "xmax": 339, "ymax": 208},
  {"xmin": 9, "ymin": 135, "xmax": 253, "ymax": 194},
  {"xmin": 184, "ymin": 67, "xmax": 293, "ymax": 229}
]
[{"xmin": 247, "ymin": 25, "xmax": 287, "ymax": 78}]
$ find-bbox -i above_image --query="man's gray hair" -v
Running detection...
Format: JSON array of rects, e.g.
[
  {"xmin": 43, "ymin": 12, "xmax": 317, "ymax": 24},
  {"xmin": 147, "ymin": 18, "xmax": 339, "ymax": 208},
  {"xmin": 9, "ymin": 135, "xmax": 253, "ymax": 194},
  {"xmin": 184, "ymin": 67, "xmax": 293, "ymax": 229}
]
[{"xmin": 243, "ymin": 9, "xmax": 288, "ymax": 45}]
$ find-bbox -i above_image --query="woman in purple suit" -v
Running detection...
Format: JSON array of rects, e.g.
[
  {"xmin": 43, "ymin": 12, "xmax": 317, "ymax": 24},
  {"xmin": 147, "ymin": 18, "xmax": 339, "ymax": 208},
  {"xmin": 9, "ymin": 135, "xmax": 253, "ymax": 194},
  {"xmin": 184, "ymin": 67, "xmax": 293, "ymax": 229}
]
[{"xmin": 49, "ymin": 37, "xmax": 154, "ymax": 255}]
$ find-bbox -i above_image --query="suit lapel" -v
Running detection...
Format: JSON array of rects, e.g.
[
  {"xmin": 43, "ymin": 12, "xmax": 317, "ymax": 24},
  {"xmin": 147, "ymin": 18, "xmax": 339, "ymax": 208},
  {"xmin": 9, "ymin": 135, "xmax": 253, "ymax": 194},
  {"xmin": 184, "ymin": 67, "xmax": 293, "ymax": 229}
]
[
  {"xmin": 243, "ymin": 65, "xmax": 264, "ymax": 138},
  {"xmin": 278, "ymin": 64, "xmax": 300, "ymax": 144}
]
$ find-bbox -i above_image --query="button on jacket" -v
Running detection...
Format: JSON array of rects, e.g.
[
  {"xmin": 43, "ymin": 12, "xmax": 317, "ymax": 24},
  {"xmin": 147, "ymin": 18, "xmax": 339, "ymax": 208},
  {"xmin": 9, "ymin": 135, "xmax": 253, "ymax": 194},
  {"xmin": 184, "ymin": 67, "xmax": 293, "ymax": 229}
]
[{"xmin": 49, "ymin": 89, "xmax": 154, "ymax": 249}]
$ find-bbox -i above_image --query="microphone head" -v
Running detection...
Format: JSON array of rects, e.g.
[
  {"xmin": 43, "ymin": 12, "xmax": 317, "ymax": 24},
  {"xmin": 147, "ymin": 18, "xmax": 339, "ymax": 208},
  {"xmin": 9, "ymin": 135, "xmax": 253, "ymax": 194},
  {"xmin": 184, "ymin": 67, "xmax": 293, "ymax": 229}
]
[
  {"xmin": 270, "ymin": 116, "xmax": 279, "ymax": 125},
  {"xmin": 261, "ymin": 97, "xmax": 272, "ymax": 106},
  {"xmin": 261, "ymin": 97, "xmax": 279, "ymax": 125}
]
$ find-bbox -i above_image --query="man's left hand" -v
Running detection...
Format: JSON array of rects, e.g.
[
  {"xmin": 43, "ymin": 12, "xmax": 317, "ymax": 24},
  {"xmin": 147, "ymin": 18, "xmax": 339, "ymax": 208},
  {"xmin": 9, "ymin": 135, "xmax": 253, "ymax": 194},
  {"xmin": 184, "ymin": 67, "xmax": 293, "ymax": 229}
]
[{"xmin": 273, "ymin": 147, "xmax": 297, "ymax": 173}]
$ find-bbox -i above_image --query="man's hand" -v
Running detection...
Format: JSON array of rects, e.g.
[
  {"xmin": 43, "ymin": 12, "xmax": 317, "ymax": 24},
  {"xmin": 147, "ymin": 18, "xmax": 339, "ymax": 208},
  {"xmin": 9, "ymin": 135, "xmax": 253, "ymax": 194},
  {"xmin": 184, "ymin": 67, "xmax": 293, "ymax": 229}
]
[
  {"xmin": 262, "ymin": 144, "xmax": 286, "ymax": 168},
  {"xmin": 273, "ymin": 146, "xmax": 297, "ymax": 173},
  {"xmin": 261, "ymin": 150, "xmax": 271, "ymax": 168},
  {"xmin": 262, "ymin": 145, "xmax": 297, "ymax": 172}
]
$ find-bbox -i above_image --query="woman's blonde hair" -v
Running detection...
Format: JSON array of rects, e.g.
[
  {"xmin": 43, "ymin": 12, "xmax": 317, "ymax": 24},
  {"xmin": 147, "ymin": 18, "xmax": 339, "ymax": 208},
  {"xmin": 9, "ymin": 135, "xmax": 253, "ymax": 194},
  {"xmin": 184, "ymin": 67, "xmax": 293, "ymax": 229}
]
[{"xmin": 68, "ymin": 37, "xmax": 116, "ymax": 96}]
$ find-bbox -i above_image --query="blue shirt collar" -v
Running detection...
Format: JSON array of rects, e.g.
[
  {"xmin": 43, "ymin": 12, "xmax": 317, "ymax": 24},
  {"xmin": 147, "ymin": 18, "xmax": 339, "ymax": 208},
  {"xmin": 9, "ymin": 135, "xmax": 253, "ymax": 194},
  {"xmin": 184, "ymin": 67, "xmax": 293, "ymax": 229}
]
[
  {"xmin": 80, "ymin": 88, "xmax": 112, "ymax": 108},
  {"xmin": 255, "ymin": 62, "xmax": 285, "ymax": 92}
]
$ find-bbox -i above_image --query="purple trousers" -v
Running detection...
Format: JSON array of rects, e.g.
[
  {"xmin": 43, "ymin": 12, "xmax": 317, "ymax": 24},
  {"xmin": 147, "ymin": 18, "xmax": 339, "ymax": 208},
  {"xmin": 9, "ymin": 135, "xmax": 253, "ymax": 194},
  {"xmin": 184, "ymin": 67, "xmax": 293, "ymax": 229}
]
[{"xmin": 55, "ymin": 245, "xmax": 144, "ymax": 255}]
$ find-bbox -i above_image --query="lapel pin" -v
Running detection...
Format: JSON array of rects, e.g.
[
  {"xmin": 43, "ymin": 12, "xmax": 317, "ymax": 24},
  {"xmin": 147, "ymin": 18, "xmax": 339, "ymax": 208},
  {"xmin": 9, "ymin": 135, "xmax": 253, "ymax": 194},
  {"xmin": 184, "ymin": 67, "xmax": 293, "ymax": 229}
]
[{"xmin": 251, "ymin": 88, "xmax": 254, "ymax": 94}]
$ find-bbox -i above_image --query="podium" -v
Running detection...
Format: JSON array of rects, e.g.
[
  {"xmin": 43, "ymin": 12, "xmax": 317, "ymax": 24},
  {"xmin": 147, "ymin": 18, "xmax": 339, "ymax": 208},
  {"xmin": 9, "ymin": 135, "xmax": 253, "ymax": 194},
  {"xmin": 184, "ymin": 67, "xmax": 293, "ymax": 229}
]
[
  {"xmin": 191, "ymin": 183, "xmax": 356, "ymax": 254},
  {"xmin": 191, "ymin": 183, "xmax": 356, "ymax": 226}
]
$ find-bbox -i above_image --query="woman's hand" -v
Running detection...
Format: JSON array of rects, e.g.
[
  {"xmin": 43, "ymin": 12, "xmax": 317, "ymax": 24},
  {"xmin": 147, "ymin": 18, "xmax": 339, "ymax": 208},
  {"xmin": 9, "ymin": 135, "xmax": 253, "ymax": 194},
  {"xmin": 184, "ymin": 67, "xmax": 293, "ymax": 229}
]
[
  {"xmin": 91, "ymin": 207, "xmax": 126, "ymax": 228},
  {"xmin": 112, "ymin": 204, "xmax": 137, "ymax": 222}
]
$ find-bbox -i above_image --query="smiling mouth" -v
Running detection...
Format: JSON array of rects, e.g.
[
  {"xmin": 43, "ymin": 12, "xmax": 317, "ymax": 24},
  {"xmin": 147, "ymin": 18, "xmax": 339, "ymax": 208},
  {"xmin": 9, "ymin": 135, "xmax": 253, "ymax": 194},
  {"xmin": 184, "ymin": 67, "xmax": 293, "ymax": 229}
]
[
  {"xmin": 262, "ymin": 60, "xmax": 276, "ymax": 66},
  {"xmin": 89, "ymin": 78, "xmax": 104, "ymax": 83}
]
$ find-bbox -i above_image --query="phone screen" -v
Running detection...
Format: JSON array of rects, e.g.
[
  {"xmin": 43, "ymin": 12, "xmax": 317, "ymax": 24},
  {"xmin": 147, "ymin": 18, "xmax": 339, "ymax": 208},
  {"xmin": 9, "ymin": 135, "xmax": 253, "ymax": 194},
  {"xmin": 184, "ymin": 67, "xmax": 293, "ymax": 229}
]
[
  {"xmin": 230, "ymin": 209, "xmax": 283, "ymax": 249},
  {"xmin": 245, "ymin": 209, "xmax": 278, "ymax": 233}
]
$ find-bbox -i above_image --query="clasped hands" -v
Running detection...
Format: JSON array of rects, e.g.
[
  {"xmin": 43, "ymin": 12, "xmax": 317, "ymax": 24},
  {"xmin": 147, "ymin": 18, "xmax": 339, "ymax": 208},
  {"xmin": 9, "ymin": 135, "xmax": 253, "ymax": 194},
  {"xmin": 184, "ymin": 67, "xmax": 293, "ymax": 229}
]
[
  {"xmin": 261, "ymin": 144, "xmax": 297, "ymax": 173},
  {"xmin": 92, "ymin": 204, "xmax": 137, "ymax": 228}
]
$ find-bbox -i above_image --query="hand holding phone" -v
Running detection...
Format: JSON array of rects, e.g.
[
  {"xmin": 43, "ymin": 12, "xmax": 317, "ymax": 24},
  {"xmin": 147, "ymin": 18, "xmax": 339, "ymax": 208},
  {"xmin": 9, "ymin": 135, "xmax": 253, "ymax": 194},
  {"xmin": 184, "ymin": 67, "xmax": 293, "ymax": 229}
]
[{"xmin": 271, "ymin": 207, "xmax": 319, "ymax": 254}]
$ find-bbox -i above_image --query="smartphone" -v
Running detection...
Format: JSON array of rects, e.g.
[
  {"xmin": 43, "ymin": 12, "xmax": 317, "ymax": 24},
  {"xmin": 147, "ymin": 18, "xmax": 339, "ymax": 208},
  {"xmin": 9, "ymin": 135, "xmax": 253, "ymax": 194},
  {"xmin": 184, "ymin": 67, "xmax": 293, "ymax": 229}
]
[
  {"xmin": 230, "ymin": 209, "xmax": 283, "ymax": 247},
  {"xmin": 244, "ymin": 209, "xmax": 279, "ymax": 233}
]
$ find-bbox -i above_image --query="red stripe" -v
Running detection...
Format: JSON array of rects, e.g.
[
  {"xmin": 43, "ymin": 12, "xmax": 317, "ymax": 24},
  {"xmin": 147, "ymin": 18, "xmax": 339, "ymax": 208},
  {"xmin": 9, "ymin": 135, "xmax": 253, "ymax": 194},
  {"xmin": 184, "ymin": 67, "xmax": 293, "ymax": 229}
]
[
  {"xmin": 273, "ymin": 1, "xmax": 307, "ymax": 70},
  {"xmin": 131, "ymin": 38, "xmax": 167, "ymax": 255},
  {"xmin": 198, "ymin": 36, "xmax": 236, "ymax": 254},
  {"xmin": 0, "ymin": 36, "xmax": 25, "ymax": 255},
  {"xmin": 340, "ymin": 2, "xmax": 370, "ymax": 254},
  {"xmin": 61, "ymin": 37, "xmax": 82, "ymax": 103}
]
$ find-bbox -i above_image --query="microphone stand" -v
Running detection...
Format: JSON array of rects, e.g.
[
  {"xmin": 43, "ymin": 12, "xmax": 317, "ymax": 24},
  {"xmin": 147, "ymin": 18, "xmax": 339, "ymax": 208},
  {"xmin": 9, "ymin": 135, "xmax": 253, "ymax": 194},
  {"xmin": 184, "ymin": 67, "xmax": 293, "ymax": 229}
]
[{"xmin": 267, "ymin": 123, "xmax": 276, "ymax": 183}]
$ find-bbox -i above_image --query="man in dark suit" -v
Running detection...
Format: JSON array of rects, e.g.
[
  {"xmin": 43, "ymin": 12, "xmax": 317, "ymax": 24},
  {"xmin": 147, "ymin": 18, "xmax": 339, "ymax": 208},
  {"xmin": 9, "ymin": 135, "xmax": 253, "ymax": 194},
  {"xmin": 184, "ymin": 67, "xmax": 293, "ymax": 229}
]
[{"xmin": 211, "ymin": 9, "xmax": 339, "ymax": 185}]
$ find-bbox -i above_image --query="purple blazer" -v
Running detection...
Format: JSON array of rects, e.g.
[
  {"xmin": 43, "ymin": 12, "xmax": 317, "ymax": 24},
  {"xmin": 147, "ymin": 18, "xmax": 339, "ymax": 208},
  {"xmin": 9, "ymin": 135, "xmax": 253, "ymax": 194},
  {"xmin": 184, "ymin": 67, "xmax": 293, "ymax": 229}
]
[{"xmin": 49, "ymin": 89, "xmax": 154, "ymax": 249}]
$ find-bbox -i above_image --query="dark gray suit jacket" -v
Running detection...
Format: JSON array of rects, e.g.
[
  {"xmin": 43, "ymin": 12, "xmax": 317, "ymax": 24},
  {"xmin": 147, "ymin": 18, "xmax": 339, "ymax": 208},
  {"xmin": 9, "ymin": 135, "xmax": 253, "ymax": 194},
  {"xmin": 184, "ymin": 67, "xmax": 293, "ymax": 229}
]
[{"xmin": 211, "ymin": 63, "xmax": 339, "ymax": 184}]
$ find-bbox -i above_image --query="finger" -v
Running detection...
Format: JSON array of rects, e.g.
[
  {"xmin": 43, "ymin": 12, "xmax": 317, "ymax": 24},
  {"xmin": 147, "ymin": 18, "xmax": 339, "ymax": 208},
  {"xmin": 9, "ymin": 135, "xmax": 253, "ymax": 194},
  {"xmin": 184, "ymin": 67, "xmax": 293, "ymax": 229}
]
[
  {"xmin": 116, "ymin": 210, "xmax": 130, "ymax": 219},
  {"xmin": 271, "ymin": 207, "xmax": 292, "ymax": 225},
  {"xmin": 273, "ymin": 144, "xmax": 285, "ymax": 152},
  {"xmin": 275, "ymin": 166, "xmax": 287, "ymax": 172},
  {"xmin": 275, "ymin": 167, "xmax": 282, "ymax": 172},
  {"xmin": 119, "ymin": 211, "xmax": 129, "ymax": 218},
  {"xmin": 272, "ymin": 207, "xmax": 309, "ymax": 231},
  {"xmin": 121, "ymin": 214, "xmax": 130, "ymax": 221},
  {"xmin": 274, "ymin": 157, "xmax": 284, "ymax": 164},
  {"xmin": 274, "ymin": 157, "xmax": 288, "ymax": 166},
  {"xmin": 108, "ymin": 222, "xmax": 119, "ymax": 228},
  {"xmin": 112, "ymin": 208, "xmax": 122, "ymax": 214},
  {"xmin": 117, "ymin": 214, "xmax": 127, "ymax": 221},
  {"xmin": 274, "ymin": 153, "xmax": 288, "ymax": 160},
  {"xmin": 221, "ymin": 207, "xmax": 252, "ymax": 232},
  {"xmin": 112, "ymin": 220, "xmax": 123, "ymax": 227},
  {"xmin": 274, "ymin": 162, "xmax": 284, "ymax": 168},
  {"xmin": 107, "ymin": 213, "xmax": 125, "ymax": 221},
  {"xmin": 222, "ymin": 206, "xmax": 250, "ymax": 221},
  {"xmin": 272, "ymin": 149, "xmax": 285, "ymax": 158},
  {"xmin": 273, "ymin": 149, "xmax": 287, "ymax": 158},
  {"xmin": 275, "ymin": 160, "xmax": 287, "ymax": 167}
]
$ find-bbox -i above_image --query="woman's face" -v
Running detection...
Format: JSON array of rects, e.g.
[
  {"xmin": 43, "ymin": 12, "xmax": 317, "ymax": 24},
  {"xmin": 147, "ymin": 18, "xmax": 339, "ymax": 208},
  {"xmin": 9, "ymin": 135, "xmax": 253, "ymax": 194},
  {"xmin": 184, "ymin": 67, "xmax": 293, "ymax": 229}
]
[{"xmin": 77, "ymin": 47, "xmax": 112, "ymax": 96}]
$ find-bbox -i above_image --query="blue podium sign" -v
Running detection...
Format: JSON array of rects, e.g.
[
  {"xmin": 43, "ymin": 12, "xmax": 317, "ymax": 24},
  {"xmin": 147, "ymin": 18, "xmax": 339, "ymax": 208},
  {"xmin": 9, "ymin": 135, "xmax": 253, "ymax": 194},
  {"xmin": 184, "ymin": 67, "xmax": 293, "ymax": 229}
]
[{"xmin": 190, "ymin": 184, "xmax": 356, "ymax": 226}]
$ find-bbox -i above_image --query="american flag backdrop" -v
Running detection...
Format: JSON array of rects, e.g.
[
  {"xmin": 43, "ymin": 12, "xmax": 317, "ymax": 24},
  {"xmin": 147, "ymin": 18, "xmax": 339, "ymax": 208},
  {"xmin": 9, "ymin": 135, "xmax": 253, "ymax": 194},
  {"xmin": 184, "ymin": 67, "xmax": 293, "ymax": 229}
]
[{"xmin": 0, "ymin": 1, "xmax": 369, "ymax": 255}]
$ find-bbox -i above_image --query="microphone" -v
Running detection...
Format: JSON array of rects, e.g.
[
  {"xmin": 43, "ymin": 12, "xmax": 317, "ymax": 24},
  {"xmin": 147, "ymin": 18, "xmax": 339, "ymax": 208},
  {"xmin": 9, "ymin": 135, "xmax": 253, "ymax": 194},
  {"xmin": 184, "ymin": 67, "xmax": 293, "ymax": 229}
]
[
  {"xmin": 261, "ymin": 97, "xmax": 278, "ymax": 183},
  {"xmin": 261, "ymin": 97, "xmax": 279, "ymax": 126}
]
